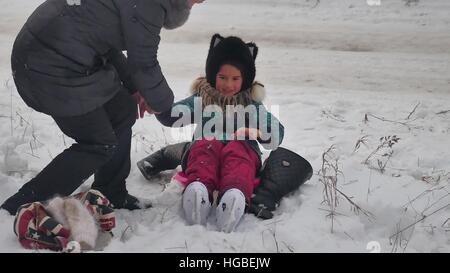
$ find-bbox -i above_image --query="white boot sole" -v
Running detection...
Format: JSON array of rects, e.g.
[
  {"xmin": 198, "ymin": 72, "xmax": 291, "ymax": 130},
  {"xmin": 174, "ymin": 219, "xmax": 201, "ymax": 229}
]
[
  {"xmin": 216, "ymin": 189, "xmax": 246, "ymax": 233},
  {"xmin": 182, "ymin": 182, "xmax": 211, "ymax": 225}
]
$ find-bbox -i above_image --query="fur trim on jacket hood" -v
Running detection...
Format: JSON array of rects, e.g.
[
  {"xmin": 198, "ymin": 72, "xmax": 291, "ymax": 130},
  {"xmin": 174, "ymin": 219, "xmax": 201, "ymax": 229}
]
[{"xmin": 189, "ymin": 77, "xmax": 266, "ymax": 110}]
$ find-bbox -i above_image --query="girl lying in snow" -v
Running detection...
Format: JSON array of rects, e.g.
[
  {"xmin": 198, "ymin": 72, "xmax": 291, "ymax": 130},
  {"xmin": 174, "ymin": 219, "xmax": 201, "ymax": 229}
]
[{"xmin": 142, "ymin": 34, "xmax": 312, "ymax": 232}]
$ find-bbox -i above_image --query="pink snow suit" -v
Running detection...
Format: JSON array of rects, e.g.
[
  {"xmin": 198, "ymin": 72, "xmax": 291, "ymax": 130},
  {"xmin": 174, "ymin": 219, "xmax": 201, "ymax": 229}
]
[{"xmin": 184, "ymin": 139, "xmax": 261, "ymax": 205}]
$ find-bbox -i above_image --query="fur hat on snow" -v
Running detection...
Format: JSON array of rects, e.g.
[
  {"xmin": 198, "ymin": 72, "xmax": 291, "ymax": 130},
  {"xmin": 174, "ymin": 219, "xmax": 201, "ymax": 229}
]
[
  {"xmin": 14, "ymin": 189, "xmax": 115, "ymax": 252},
  {"xmin": 45, "ymin": 196, "xmax": 98, "ymax": 250},
  {"xmin": 205, "ymin": 34, "xmax": 259, "ymax": 92}
]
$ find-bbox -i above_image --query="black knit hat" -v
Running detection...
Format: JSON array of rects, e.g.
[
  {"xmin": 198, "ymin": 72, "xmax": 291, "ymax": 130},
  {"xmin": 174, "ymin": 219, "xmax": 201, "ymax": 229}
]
[{"xmin": 205, "ymin": 34, "xmax": 258, "ymax": 91}]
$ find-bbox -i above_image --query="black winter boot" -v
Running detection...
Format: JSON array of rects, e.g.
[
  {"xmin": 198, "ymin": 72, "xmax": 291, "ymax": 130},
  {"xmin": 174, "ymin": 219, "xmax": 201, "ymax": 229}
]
[
  {"xmin": 112, "ymin": 194, "xmax": 152, "ymax": 210},
  {"xmin": 137, "ymin": 142, "xmax": 189, "ymax": 180}
]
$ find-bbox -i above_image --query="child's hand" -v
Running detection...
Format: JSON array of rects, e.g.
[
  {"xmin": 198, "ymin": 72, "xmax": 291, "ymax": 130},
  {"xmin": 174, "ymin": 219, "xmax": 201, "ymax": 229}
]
[
  {"xmin": 132, "ymin": 92, "xmax": 158, "ymax": 119},
  {"xmin": 232, "ymin": 128, "xmax": 261, "ymax": 140}
]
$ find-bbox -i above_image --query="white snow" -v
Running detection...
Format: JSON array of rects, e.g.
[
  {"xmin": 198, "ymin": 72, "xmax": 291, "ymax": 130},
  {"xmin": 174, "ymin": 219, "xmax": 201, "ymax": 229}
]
[{"xmin": 0, "ymin": 0, "xmax": 449, "ymax": 253}]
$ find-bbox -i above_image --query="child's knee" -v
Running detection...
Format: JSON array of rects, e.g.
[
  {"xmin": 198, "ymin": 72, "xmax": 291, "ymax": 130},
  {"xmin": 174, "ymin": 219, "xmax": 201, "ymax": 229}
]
[
  {"xmin": 222, "ymin": 141, "xmax": 257, "ymax": 162},
  {"xmin": 222, "ymin": 140, "xmax": 246, "ymax": 152}
]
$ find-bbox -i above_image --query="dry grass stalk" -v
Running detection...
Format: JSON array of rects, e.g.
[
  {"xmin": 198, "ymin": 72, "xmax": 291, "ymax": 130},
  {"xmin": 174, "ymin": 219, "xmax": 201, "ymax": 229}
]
[
  {"xmin": 321, "ymin": 109, "xmax": 345, "ymax": 122},
  {"xmin": 335, "ymin": 188, "xmax": 375, "ymax": 220},
  {"xmin": 406, "ymin": 102, "xmax": 420, "ymax": 120},
  {"xmin": 318, "ymin": 145, "xmax": 340, "ymax": 232},
  {"xmin": 362, "ymin": 135, "xmax": 399, "ymax": 173},
  {"xmin": 365, "ymin": 113, "xmax": 419, "ymax": 130},
  {"xmin": 319, "ymin": 145, "xmax": 374, "ymax": 233},
  {"xmin": 390, "ymin": 203, "xmax": 450, "ymax": 243},
  {"xmin": 352, "ymin": 135, "xmax": 369, "ymax": 153},
  {"xmin": 436, "ymin": 110, "xmax": 450, "ymax": 115}
]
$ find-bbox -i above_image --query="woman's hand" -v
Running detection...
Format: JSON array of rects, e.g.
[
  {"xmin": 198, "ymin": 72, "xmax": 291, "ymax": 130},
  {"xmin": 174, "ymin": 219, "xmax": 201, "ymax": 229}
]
[
  {"xmin": 233, "ymin": 127, "xmax": 261, "ymax": 140},
  {"xmin": 188, "ymin": 0, "xmax": 205, "ymax": 8},
  {"xmin": 132, "ymin": 92, "xmax": 156, "ymax": 119}
]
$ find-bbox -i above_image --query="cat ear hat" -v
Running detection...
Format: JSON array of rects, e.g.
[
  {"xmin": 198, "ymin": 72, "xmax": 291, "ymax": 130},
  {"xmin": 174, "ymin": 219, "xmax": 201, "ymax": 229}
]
[{"xmin": 205, "ymin": 33, "xmax": 258, "ymax": 92}]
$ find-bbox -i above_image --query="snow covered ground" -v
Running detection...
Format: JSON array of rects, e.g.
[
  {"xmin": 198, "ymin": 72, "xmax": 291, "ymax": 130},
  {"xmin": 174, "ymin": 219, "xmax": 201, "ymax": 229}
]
[{"xmin": 0, "ymin": 0, "xmax": 449, "ymax": 253}]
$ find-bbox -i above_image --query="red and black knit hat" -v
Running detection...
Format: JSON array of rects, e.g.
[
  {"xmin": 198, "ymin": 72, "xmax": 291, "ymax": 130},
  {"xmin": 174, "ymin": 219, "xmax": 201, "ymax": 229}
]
[{"xmin": 205, "ymin": 34, "xmax": 258, "ymax": 92}]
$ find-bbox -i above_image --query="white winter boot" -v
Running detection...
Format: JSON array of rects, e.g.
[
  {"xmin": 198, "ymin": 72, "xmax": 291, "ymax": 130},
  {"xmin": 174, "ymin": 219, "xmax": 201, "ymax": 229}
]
[
  {"xmin": 182, "ymin": 182, "xmax": 211, "ymax": 225},
  {"xmin": 216, "ymin": 188, "xmax": 246, "ymax": 233}
]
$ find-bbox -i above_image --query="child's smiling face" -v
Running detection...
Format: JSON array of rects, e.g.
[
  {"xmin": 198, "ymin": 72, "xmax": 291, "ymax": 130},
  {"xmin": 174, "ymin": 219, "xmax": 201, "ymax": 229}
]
[{"xmin": 215, "ymin": 64, "xmax": 243, "ymax": 96}]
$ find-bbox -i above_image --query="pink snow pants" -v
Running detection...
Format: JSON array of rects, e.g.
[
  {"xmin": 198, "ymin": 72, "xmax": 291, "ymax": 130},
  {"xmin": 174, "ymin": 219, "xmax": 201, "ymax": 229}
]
[{"xmin": 184, "ymin": 139, "xmax": 261, "ymax": 205}]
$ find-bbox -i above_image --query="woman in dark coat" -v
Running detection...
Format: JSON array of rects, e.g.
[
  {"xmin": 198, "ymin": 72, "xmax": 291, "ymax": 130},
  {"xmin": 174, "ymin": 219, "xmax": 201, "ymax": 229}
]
[{"xmin": 1, "ymin": 0, "xmax": 204, "ymax": 215}]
